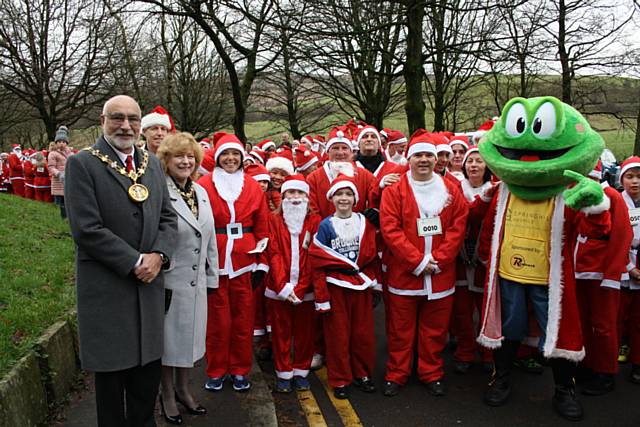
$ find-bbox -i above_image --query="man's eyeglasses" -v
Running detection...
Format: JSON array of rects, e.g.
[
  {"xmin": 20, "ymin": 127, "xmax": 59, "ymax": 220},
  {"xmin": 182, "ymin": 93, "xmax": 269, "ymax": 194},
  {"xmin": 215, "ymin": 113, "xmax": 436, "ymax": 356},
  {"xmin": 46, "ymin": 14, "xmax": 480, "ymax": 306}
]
[{"xmin": 104, "ymin": 113, "xmax": 141, "ymax": 125}]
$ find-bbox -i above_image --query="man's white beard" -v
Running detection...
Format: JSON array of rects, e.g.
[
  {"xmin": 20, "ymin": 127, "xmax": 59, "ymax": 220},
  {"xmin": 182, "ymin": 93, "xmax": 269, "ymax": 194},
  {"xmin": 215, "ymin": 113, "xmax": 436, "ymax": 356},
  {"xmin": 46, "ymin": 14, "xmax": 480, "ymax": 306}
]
[
  {"xmin": 108, "ymin": 134, "xmax": 135, "ymax": 151},
  {"xmin": 282, "ymin": 198, "xmax": 308, "ymax": 235},
  {"xmin": 330, "ymin": 214, "xmax": 360, "ymax": 242},
  {"xmin": 390, "ymin": 152, "xmax": 407, "ymax": 165}
]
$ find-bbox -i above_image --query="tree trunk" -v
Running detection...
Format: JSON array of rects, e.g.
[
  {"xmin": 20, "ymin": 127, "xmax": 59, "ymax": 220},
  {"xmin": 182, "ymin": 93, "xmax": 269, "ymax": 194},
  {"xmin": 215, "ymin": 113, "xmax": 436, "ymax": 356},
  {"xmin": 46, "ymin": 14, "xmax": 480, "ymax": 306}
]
[
  {"xmin": 634, "ymin": 88, "xmax": 640, "ymax": 156},
  {"xmin": 403, "ymin": 0, "xmax": 426, "ymax": 133},
  {"xmin": 558, "ymin": 0, "xmax": 571, "ymax": 104}
]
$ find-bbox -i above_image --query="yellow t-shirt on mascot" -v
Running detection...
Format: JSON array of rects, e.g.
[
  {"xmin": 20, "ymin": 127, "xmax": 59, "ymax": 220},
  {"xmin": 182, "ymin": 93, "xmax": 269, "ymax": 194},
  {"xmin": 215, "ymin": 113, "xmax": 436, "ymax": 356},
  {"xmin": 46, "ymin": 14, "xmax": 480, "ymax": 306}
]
[{"xmin": 499, "ymin": 195, "xmax": 554, "ymax": 285}]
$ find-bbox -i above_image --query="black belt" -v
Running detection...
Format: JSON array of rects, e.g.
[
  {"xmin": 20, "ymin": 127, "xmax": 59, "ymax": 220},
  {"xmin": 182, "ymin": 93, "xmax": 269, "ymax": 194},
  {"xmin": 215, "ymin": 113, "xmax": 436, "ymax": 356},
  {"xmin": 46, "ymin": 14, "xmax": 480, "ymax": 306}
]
[
  {"xmin": 592, "ymin": 236, "xmax": 610, "ymax": 241},
  {"xmin": 215, "ymin": 226, "xmax": 253, "ymax": 235},
  {"xmin": 328, "ymin": 267, "xmax": 360, "ymax": 276}
]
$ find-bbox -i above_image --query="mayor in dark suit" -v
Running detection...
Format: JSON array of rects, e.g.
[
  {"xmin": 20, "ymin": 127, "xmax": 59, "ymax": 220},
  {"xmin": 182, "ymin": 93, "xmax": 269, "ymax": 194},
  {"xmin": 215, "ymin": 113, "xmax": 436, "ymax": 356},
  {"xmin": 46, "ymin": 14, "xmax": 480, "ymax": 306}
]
[{"xmin": 65, "ymin": 95, "xmax": 177, "ymax": 427}]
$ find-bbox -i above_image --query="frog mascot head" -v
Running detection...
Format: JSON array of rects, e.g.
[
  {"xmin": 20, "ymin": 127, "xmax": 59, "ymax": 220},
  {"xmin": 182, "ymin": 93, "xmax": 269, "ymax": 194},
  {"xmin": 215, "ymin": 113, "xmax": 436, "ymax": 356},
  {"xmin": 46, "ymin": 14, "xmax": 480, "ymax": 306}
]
[{"xmin": 479, "ymin": 96, "xmax": 605, "ymax": 206}]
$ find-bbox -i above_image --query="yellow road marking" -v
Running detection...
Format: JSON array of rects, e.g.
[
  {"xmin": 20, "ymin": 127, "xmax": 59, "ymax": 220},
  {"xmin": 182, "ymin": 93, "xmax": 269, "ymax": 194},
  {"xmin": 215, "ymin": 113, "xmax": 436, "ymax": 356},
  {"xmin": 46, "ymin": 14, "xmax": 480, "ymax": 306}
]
[
  {"xmin": 297, "ymin": 388, "xmax": 328, "ymax": 427},
  {"xmin": 315, "ymin": 367, "xmax": 364, "ymax": 427}
]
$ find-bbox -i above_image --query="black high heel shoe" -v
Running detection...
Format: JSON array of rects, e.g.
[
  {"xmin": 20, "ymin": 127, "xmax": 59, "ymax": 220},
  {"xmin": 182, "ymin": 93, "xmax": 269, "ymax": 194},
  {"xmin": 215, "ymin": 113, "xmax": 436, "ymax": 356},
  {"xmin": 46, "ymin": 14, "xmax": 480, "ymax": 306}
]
[
  {"xmin": 175, "ymin": 392, "xmax": 207, "ymax": 415},
  {"xmin": 159, "ymin": 395, "xmax": 183, "ymax": 425}
]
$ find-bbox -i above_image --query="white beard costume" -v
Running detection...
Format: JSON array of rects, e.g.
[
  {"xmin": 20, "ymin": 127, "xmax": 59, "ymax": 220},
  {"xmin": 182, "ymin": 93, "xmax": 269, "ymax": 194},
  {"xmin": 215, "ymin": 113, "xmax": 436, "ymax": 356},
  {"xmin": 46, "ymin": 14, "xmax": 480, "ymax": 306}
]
[
  {"xmin": 408, "ymin": 174, "xmax": 449, "ymax": 217},
  {"xmin": 282, "ymin": 197, "xmax": 309, "ymax": 236},
  {"xmin": 213, "ymin": 167, "xmax": 244, "ymax": 203},
  {"xmin": 326, "ymin": 161, "xmax": 355, "ymax": 182}
]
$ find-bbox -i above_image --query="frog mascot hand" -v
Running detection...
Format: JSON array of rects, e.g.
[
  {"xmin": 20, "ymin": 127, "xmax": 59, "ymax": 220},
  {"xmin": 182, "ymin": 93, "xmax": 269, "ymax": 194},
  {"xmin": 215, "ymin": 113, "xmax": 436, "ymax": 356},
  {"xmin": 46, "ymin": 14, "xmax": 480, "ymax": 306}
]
[{"xmin": 475, "ymin": 96, "xmax": 611, "ymax": 421}]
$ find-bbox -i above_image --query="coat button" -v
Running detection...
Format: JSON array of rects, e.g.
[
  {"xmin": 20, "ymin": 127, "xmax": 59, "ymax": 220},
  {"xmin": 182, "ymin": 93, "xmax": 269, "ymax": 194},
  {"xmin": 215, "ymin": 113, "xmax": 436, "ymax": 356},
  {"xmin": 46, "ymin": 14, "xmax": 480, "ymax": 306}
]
[
  {"xmin": 190, "ymin": 281, "xmax": 196, "ymax": 286},
  {"xmin": 195, "ymin": 231, "xmax": 201, "ymax": 238},
  {"xmin": 194, "ymin": 248, "xmax": 200, "ymax": 254},
  {"xmin": 192, "ymin": 265, "xmax": 197, "ymax": 270}
]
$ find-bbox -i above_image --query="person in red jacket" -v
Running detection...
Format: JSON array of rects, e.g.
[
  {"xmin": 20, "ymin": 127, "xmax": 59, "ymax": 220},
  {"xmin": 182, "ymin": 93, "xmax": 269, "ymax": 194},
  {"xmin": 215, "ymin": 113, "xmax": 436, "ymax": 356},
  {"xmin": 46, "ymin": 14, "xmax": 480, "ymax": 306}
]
[
  {"xmin": 0, "ymin": 152, "xmax": 10, "ymax": 194},
  {"xmin": 265, "ymin": 153, "xmax": 294, "ymax": 212},
  {"xmin": 573, "ymin": 161, "xmax": 632, "ymax": 394},
  {"xmin": 32, "ymin": 151, "xmax": 53, "ymax": 202},
  {"xmin": 310, "ymin": 174, "xmax": 379, "ymax": 399},
  {"xmin": 7, "ymin": 144, "xmax": 25, "ymax": 197},
  {"xmin": 23, "ymin": 151, "xmax": 36, "ymax": 199},
  {"xmin": 380, "ymin": 135, "xmax": 469, "ymax": 397},
  {"xmin": 198, "ymin": 133, "xmax": 270, "ymax": 393},
  {"xmin": 266, "ymin": 174, "xmax": 321, "ymax": 393}
]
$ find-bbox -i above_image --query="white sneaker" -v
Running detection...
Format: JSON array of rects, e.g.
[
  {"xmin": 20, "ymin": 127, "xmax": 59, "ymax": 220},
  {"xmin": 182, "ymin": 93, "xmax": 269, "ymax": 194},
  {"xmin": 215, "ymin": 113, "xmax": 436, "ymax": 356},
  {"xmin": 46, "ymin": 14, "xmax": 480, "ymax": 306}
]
[{"xmin": 310, "ymin": 353, "xmax": 324, "ymax": 370}]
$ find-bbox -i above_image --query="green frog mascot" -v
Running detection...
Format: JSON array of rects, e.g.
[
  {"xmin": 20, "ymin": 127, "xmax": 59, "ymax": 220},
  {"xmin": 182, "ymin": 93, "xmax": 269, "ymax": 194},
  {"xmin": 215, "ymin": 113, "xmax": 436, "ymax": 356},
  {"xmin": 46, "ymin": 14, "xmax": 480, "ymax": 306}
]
[{"xmin": 476, "ymin": 96, "xmax": 611, "ymax": 421}]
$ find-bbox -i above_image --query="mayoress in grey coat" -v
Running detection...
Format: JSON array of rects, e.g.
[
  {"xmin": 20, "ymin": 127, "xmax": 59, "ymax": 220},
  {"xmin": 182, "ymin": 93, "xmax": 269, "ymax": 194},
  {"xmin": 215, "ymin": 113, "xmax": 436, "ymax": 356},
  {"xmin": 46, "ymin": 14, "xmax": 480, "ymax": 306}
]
[
  {"xmin": 64, "ymin": 95, "xmax": 177, "ymax": 427},
  {"xmin": 156, "ymin": 132, "xmax": 219, "ymax": 420}
]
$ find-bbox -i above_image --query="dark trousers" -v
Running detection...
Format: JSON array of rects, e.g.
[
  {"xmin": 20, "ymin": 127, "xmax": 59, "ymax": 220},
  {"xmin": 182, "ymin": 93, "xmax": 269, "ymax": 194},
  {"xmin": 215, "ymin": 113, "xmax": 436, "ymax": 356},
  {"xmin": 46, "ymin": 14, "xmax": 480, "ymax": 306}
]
[
  {"xmin": 53, "ymin": 195, "xmax": 66, "ymax": 218},
  {"xmin": 94, "ymin": 359, "xmax": 161, "ymax": 427}
]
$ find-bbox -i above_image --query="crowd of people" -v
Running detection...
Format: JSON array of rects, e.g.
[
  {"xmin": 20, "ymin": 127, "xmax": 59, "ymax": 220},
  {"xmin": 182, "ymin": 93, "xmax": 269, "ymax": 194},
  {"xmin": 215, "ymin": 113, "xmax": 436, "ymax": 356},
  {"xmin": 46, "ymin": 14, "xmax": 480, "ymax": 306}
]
[{"xmin": 19, "ymin": 94, "xmax": 639, "ymax": 427}]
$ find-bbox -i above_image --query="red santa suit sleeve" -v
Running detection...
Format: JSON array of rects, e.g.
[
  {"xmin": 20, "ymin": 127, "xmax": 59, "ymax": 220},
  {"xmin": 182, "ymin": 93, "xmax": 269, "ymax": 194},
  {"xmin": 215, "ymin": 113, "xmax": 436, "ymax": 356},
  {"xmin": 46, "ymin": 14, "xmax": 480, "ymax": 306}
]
[{"xmin": 307, "ymin": 162, "xmax": 375, "ymax": 217}]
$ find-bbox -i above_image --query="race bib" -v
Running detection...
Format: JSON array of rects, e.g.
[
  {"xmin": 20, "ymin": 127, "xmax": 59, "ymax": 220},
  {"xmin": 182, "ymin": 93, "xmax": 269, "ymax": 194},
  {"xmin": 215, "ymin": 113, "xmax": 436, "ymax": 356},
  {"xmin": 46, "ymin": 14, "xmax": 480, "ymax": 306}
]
[
  {"xmin": 36, "ymin": 167, "xmax": 44, "ymax": 173},
  {"xmin": 630, "ymin": 208, "xmax": 640, "ymax": 226},
  {"xmin": 417, "ymin": 217, "xmax": 442, "ymax": 237}
]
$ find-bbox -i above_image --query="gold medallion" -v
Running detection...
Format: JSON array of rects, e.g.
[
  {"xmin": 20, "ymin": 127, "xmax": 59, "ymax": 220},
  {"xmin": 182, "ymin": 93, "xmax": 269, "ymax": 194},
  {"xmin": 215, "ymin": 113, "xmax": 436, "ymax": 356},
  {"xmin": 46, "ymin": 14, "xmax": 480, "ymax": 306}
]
[{"xmin": 128, "ymin": 183, "xmax": 149, "ymax": 202}]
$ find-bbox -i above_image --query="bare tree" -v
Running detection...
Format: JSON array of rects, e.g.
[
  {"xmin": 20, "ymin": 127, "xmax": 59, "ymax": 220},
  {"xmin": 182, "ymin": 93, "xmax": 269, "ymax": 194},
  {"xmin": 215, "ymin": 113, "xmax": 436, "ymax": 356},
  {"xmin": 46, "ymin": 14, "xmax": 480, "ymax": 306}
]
[{"xmin": 0, "ymin": 0, "xmax": 119, "ymax": 141}]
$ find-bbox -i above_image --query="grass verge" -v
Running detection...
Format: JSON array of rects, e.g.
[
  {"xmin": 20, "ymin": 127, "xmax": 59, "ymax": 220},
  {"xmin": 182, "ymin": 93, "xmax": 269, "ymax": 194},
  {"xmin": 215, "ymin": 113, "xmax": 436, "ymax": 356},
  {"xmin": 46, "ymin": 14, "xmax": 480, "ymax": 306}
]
[{"xmin": 0, "ymin": 193, "xmax": 75, "ymax": 377}]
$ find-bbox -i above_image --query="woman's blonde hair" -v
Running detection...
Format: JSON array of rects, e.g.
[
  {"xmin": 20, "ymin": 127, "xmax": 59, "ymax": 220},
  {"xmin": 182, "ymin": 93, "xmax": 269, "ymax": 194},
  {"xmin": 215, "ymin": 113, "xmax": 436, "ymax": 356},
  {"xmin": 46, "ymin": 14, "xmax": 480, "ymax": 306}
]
[{"xmin": 157, "ymin": 132, "xmax": 203, "ymax": 180}]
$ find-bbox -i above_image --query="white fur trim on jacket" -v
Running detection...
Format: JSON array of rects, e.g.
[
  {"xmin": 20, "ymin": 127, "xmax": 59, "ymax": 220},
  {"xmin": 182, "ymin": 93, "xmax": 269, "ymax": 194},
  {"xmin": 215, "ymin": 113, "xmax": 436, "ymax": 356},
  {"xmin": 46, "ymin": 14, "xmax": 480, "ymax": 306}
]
[{"xmin": 580, "ymin": 194, "xmax": 610, "ymax": 215}]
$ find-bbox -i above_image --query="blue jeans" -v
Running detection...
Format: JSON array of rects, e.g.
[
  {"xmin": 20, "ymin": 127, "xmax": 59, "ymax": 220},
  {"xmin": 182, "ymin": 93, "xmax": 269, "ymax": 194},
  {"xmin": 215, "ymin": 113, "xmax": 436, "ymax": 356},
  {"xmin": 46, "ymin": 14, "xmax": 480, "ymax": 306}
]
[
  {"xmin": 499, "ymin": 277, "xmax": 549, "ymax": 352},
  {"xmin": 53, "ymin": 195, "xmax": 66, "ymax": 219}
]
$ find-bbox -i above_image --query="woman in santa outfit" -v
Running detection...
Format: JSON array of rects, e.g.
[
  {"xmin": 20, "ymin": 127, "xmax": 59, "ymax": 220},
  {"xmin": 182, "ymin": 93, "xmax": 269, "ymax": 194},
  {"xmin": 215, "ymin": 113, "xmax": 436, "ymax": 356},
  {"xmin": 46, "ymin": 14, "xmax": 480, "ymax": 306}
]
[
  {"xmin": 7, "ymin": 144, "xmax": 25, "ymax": 197},
  {"xmin": 448, "ymin": 135, "xmax": 469, "ymax": 181},
  {"xmin": 616, "ymin": 157, "xmax": 640, "ymax": 385},
  {"xmin": 310, "ymin": 174, "xmax": 380, "ymax": 399},
  {"xmin": 266, "ymin": 174, "xmax": 321, "ymax": 393},
  {"xmin": 197, "ymin": 133, "xmax": 270, "ymax": 392},
  {"xmin": 450, "ymin": 146, "xmax": 495, "ymax": 373},
  {"xmin": 379, "ymin": 135, "xmax": 469, "ymax": 397},
  {"xmin": 32, "ymin": 151, "xmax": 53, "ymax": 202},
  {"xmin": 265, "ymin": 153, "xmax": 294, "ymax": 211}
]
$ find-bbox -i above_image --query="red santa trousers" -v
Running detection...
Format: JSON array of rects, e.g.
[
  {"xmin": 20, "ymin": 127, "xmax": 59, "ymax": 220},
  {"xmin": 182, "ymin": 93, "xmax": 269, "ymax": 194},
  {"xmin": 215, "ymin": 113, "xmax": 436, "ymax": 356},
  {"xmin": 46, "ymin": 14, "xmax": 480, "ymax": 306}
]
[
  {"xmin": 618, "ymin": 288, "xmax": 640, "ymax": 365},
  {"xmin": 34, "ymin": 188, "xmax": 53, "ymax": 202},
  {"xmin": 451, "ymin": 287, "xmax": 492, "ymax": 363},
  {"xmin": 576, "ymin": 279, "xmax": 619, "ymax": 374},
  {"xmin": 270, "ymin": 300, "xmax": 315, "ymax": 379},
  {"xmin": 323, "ymin": 285, "xmax": 375, "ymax": 388},
  {"xmin": 205, "ymin": 274, "xmax": 254, "ymax": 378},
  {"xmin": 253, "ymin": 282, "xmax": 271, "ymax": 337},
  {"xmin": 385, "ymin": 293, "xmax": 454, "ymax": 384}
]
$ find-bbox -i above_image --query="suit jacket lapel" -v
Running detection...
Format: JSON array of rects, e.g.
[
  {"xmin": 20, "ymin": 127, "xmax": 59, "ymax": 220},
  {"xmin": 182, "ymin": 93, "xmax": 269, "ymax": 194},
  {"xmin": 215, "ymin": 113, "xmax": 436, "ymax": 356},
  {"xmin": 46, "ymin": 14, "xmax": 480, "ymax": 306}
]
[
  {"xmin": 166, "ymin": 177, "xmax": 201, "ymax": 232},
  {"xmin": 95, "ymin": 137, "xmax": 133, "ymax": 194}
]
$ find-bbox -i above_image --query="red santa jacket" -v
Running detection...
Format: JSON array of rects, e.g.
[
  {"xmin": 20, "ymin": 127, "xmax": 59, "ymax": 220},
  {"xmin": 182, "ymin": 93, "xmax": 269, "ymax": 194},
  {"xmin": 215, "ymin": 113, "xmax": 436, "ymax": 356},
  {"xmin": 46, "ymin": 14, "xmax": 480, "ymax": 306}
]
[
  {"xmin": 265, "ymin": 212, "xmax": 321, "ymax": 302},
  {"xmin": 307, "ymin": 162, "xmax": 375, "ymax": 217},
  {"xmin": 0, "ymin": 159, "xmax": 9, "ymax": 191},
  {"xmin": 23, "ymin": 160, "xmax": 35, "ymax": 189},
  {"xmin": 8, "ymin": 153, "xmax": 24, "ymax": 179},
  {"xmin": 355, "ymin": 158, "xmax": 397, "ymax": 179},
  {"xmin": 574, "ymin": 183, "xmax": 632, "ymax": 289},
  {"xmin": 310, "ymin": 213, "xmax": 379, "ymax": 312},
  {"xmin": 476, "ymin": 183, "xmax": 611, "ymax": 361},
  {"xmin": 380, "ymin": 173, "xmax": 469, "ymax": 299},
  {"xmin": 619, "ymin": 190, "xmax": 640, "ymax": 290},
  {"xmin": 198, "ymin": 170, "xmax": 270, "ymax": 278},
  {"xmin": 33, "ymin": 162, "xmax": 51, "ymax": 190}
]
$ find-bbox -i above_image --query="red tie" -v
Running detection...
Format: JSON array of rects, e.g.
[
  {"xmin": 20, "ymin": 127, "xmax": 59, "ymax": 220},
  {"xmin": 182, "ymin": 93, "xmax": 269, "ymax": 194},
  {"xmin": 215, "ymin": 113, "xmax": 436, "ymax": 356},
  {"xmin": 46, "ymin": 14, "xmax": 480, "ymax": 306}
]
[{"xmin": 125, "ymin": 155, "xmax": 133, "ymax": 172}]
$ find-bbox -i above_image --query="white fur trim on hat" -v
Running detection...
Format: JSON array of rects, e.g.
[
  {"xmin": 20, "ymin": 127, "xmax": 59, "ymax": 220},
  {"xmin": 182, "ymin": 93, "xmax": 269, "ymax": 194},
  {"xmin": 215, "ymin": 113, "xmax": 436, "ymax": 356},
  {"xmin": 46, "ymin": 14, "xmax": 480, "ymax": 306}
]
[
  {"xmin": 252, "ymin": 173, "xmax": 271, "ymax": 182},
  {"xmin": 297, "ymin": 155, "xmax": 318, "ymax": 171},
  {"xmin": 261, "ymin": 141, "xmax": 276, "ymax": 151},
  {"xmin": 450, "ymin": 139, "xmax": 469, "ymax": 150},
  {"xmin": 214, "ymin": 142, "xmax": 245, "ymax": 163},
  {"xmin": 356, "ymin": 128, "xmax": 381, "ymax": 147},
  {"xmin": 266, "ymin": 156, "xmax": 294, "ymax": 175},
  {"xmin": 407, "ymin": 142, "xmax": 437, "ymax": 159},
  {"xmin": 436, "ymin": 144, "xmax": 453, "ymax": 154},
  {"xmin": 141, "ymin": 112, "xmax": 171, "ymax": 131},
  {"xmin": 326, "ymin": 132, "xmax": 353, "ymax": 152},
  {"xmin": 282, "ymin": 180, "xmax": 309, "ymax": 195},
  {"xmin": 462, "ymin": 147, "xmax": 480, "ymax": 165},
  {"xmin": 620, "ymin": 162, "xmax": 640, "ymax": 181},
  {"xmin": 588, "ymin": 169, "xmax": 602, "ymax": 179},
  {"xmin": 326, "ymin": 181, "xmax": 359, "ymax": 203},
  {"xmin": 388, "ymin": 136, "xmax": 407, "ymax": 145}
]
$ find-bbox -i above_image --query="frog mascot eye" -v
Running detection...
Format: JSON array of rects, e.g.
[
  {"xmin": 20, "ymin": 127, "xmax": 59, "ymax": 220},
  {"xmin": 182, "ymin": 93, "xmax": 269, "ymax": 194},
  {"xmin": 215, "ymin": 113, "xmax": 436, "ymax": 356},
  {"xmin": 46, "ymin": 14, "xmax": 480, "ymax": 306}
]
[
  {"xmin": 504, "ymin": 102, "xmax": 527, "ymax": 138},
  {"xmin": 531, "ymin": 102, "xmax": 557, "ymax": 139}
]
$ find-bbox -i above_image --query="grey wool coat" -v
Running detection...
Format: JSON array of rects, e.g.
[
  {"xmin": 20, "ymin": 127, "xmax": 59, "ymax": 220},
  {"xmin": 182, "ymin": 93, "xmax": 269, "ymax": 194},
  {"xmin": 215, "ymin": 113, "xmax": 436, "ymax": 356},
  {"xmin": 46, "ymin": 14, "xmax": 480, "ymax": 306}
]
[
  {"xmin": 163, "ymin": 177, "xmax": 219, "ymax": 367},
  {"xmin": 64, "ymin": 136, "xmax": 177, "ymax": 372}
]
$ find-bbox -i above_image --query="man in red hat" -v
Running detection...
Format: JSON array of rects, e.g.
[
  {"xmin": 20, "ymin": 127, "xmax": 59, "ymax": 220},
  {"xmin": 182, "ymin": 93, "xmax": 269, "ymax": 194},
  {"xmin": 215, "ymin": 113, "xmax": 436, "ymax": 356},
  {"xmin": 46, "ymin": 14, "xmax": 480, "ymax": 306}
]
[
  {"xmin": 379, "ymin": 134, "xmax": 469, "ymax": 398},
  {"xmin": 293, "ymin": 146, "xmax": 319, "ymax": 177},
  {"xmin": 198, "ymin": 133, "xmax": 270, "ymax": 393},
  {"xmin": 141, "ymin": 106, "xmax": 174, "ymax": 154},
  {"xmin": 8, "ymin": 144, "xmax": 25, "ymax": 197},
  {"xmin": 384, "ymin": 130, "xmax": 408, "ymax": 166},
  {"xmin": 354, "ymin": 125, "xmax": 396, "ymax": 179}
]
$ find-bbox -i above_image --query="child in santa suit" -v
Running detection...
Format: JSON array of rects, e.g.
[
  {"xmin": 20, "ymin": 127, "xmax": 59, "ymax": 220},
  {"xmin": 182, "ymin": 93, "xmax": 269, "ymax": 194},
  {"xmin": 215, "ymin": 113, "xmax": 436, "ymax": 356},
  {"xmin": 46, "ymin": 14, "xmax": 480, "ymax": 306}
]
[
  {"xmin": 573, "ymin": 161, "xmax": 632, "ymax": 394},
  {"xmin": 198, "ymin": 134, "xmax": 270, "ymax": 392},
  {"xmin": 266, "ymin": 174, "xmax": 321, "ymax": 393},
  {"xmin": 265, "ymin": 153, "xmax": 294, "ymax": 211},
  {"xmin": 616, "ymin": 157, "xmax": 640, "ymax": 385},
  {"xmin": 379, "ymin": 137, "xmax": 469, "ymax": 397},
  {"xmin": 310, "ymin": 174, "xmax": 380, "ymax": 399}
]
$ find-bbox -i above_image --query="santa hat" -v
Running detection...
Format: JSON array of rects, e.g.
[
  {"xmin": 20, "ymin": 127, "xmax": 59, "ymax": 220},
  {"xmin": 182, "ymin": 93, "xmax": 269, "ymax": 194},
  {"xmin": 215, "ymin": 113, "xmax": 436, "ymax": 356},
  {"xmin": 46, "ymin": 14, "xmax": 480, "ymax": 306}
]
[
  {"xmin": 11, "ymin": 144, "xmax": 21, "ymax": 153},
  {"xmin": 325, "ymin": 126, "xmax": 353, "ymax": 152},
  {"xmin": 619, "ymin": 156, "xmax": 640, "ymax": 181},
  {"xmin": 355, "ymin": 125, "xmax": 381, "ymax": 148},
  {"xmin": 141, "ymin": 105, "xmax": 175, "ymax": 132},
  {"xmin": 386, "ymin": 130, "xmax": 407, "ymax": 146},
  {"xmin": 266, "ymin": 154, "xmax": 294, "ymax": 175},
  {"xmin": 213, "ymin": 133, "xmax": 245, "ymax": 164},
  {"xmin": 462, "ymin": 145, "xmax": 480, "ymax": 165},
  {"xmin": 199, "ymin": 138, "xmax": 211, "ymax": 149},
  {"xmin": 245, "ymin": 163, "xmax": 270, "ymax": 182},
  {"xmin": 300, "ymin": 135, "xmax": 314, "ymax": 147},
  {"xmin": 449, "ymin": 135, "xmax": 469, "ymax": 151},
  {"xmin": 274, "ymin": 146, "xmax": 294, "ymax": 162},
  {"xmin": 478, "ymin": 118, "xmax": 497, "ymax": 131},
  {"xmin": 431, "ymin": 133, "xmax": 452, "ymax": 154},
  {"xmin": 588, "ymin": 160, "xmax": 603, "ymax": 180},
  {"xmin": 294, "ymin": 146, "xmax": 319, "ymax": 171},
  {"xmin": 380, "ymin": 128, "xmax": 391, "ymax": 139},
  {"xmin": 313, "ymin": 135, "xmax": 326, "ymax": 146},
  {"xmin": 199, "ymin": 148, "xmax": 216, "ymax": 175},
  {"xmin": 406, "ymin": 129, "xmax": 437, "ymax": 159},
  {"xmin": 326, "ymin": 173, "xmax": 359, "ymax": 203},
  {"xmin": 281, "ymin": 173, "xmax": 310, "ymax": 195},
  {"xmin": 249, "ymin": 149, "xmax": 266, "ymax": 165},
  {"xmin": 255, "ymin": 139, "xmax": 276, "ymax": 152}
]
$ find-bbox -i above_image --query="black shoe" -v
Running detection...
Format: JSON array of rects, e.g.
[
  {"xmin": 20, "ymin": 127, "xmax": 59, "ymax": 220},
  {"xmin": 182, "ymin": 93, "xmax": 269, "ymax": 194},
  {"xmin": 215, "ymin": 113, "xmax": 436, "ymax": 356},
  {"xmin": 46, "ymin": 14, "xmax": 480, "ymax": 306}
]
[
  {"xmin": 425, "ymin": 380, "xmax": 446, "ymax": 396},
  {"xmin": 630, "ymin": 365, "xmax": 640, "ymax": 384},
  {"xmin": 454, "ymin": 361, "xmax": 472, "ymax": 374},
  {"xmin": 484, "ymin": 376, "xmax": 511, "ymax": 407},
  {"xmin": 334, "ymin": 385, "xmax": 349, "ymax": 399},
  {"xmin": 175, "ymin": 392, "xmax": 207, "ymax": 415},
  {"xmin": 160, "ymin": 396, "xmax": 183, "ymax": 425},
  {"xmin": 552, "ymin": 385, "xmax": 584, "ymax": 421},
  {"xmin": 353, "ymin": 377, "xmax": 376, "ymax": 393},
  {"xmin": 581, "ymin": 373, "xmax": 614, "ymax": 396},
  {"xmin": 383, "ymin": 381, "xmax": 401, "ymax": 397}
]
